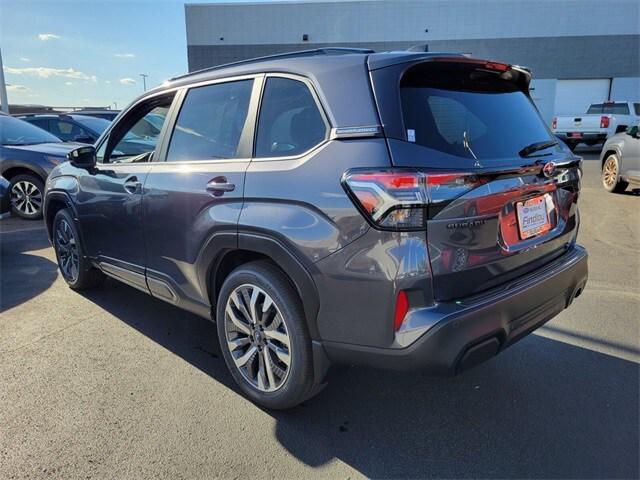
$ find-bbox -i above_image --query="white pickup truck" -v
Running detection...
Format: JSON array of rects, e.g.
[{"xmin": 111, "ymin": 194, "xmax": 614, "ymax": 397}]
[{"xmin": 552, "ymin": 101, "xmax": 640, "ymax": 150}]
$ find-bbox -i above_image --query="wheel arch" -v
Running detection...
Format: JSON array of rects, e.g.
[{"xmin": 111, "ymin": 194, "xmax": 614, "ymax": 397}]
[
  {"xmin": 43, "ymin": 191, "xmax": 79, "ymax": 241},
  {"xmin": 601, "ymin": 148, "xmax": 620, "ymax": 170},
  {"xmin": 203, "ymin": 233, "xmax": 321, "ymax": 340},
  {"xmin": 1, "ymin": 162, "xmax": 48, "ymax": 183}
]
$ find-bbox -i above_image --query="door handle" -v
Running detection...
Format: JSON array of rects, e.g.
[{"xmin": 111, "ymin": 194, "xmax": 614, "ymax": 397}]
[
  {"xmin": 123, "ymin": 176, "xmax": 142, "ymax": 194},
  {"xmin": 206, "ymin": 177, "xmax": 235, "ymax": 195}
]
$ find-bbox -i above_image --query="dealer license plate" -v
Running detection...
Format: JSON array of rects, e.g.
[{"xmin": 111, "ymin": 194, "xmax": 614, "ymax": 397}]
[{"xmin": 516, "ymin": 195, "xmax": 551, "ymax": 240}]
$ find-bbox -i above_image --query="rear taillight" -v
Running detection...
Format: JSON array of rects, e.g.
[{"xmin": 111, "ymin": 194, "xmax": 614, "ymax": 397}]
[
  {"xmin": 600, "ymin": 116, "xmax": 610, "ymax": 128},
  {"xmin": 343, "ymin": 169, "xmax": 487, "ymax": 230},
  {"xmin": 551, "ymin": 117, "xmax": 557, "ymax": 130}
]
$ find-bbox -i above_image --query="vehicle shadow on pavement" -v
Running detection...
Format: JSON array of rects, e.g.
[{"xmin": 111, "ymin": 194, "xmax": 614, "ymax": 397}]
[
  {"xmin": 81, "ymin": 280, "xmax": 639, "ymax": 480},
  {"xmin": 272, "ymin": 337, "xmax": 639, "ymax": 479},
  {"xmin": 0, "ymin": 226, "xmax": 59, "ymax": 312}
]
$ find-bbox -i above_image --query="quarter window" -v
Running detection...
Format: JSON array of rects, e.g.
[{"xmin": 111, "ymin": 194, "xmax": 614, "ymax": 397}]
[
  {"xmin": 166, "ymin": 79, "xmax": 253, "ymax": 162},
  {"xmin": 255, "ymin": 77, "xmax": 327, "ymax": 158}
]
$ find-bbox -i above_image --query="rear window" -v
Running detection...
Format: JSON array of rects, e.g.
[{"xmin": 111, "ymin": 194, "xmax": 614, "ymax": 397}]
[
  {"xmin": 587, "ymin": 103, "xmax": 630, "ymax": 115},
  {"xmin": 400, "ymin": 63, "xmax": 553, "ymax": 161}
]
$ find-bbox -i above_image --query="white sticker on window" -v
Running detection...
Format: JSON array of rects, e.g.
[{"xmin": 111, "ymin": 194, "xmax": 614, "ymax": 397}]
[{"xmin": 407, "ymin": 129, "xmax": 416, "ymax": 142}]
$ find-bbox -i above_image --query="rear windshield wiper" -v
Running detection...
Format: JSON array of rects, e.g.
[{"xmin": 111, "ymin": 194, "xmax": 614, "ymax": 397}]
[{"xmin": 519, "ymin": 140, "xmax": 559, "ymax": 157}]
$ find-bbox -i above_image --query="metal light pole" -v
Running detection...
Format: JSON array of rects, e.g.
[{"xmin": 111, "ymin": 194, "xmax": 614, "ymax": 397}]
[
  {"xmin": 0, "ymin": 47, "xmax": 9, "ymax": 114},
  {"xmin": 139, "ymin": 73, "xmax": 148, "ymax": 92}
]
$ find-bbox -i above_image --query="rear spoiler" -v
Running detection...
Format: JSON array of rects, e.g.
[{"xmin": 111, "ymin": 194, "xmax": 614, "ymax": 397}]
[{"xmin": 368, "ymin": 53, "xmax": 532, "ymax": 93}]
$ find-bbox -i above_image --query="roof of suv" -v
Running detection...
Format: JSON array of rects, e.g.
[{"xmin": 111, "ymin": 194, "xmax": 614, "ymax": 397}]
[
  {"xmin": 149, "ymin": 48, "xmax": 465, "ymax": 128},
  {"xmin": 163, "ymin": 49, "xmax": 462, "ymax": 90}
]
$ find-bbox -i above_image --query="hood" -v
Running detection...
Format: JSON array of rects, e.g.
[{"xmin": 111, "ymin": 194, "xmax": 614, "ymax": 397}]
[{"xmin": 4, "ymin": 142, "xmax": 85, "ymax": 158}]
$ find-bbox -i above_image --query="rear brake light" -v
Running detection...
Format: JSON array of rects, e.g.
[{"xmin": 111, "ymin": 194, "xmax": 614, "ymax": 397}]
[
  {"xmin": 600, "ymin": 116, "xmax": 610, "ymax": 128},
  {"xmin": 343, "ymin": 169, "xmax": 487, "ymax": 230},
  {"xmin": 551, "ymin": 117, "xmax": 557, "ymax": 129},
  {"xmin": 394, "ymin": 290, "xmax": 409, "ymax": 331},
  {"xmin": 433, "ymin": 57, "xmax": 510, "ymax": 72}
]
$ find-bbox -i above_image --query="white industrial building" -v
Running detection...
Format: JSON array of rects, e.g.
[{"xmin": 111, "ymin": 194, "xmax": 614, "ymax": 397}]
[{"xmin": 185, "ymin": 0, "xmax": 639, "ymax": 123}]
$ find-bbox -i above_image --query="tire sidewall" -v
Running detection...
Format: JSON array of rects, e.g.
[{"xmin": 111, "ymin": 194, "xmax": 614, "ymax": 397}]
[
  {"xmin": 216, "ymin": 263, "xmax": 313, "ymax": 409},
  {"xmin": 9, "ymin": 174, "xmax": 44, "ymax": 220},
  {"xmin": 52, "ymin": 209, "xmax": 91, "ymax": 288}
]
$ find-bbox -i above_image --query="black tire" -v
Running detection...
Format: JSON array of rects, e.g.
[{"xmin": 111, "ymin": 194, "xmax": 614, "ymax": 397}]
[
  {"xmin": 602, "ymin": 154, "xmax": 629, "ymax": 193},
  {"xmin": 216, "ymin": 260, "xmax": 319, "ymax": 409},
  {"xmin": 52, "ymin": 208, "xmax": 105, "ymax": 290},
  {"xmin": 9, "ymin": 173, "xmax": 44, "ymax": 220}
]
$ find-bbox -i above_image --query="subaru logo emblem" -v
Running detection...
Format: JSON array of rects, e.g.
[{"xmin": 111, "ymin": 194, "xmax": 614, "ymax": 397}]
[{"xmin": 543, "ymin": 162, "xmax": 556, "ymax": 178}]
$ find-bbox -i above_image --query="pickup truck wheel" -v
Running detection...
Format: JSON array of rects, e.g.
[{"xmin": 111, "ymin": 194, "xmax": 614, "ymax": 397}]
[
  {"xmin": 9, "ymin": 174, "xmax": 44, "ymax": 219},
  {"xmin": 216, "ymin": 261, "xmax": 317, "ymax": 409},
  {"xmin": 602, "ymin": 154, "xmax": 628, "ymax": 193},
  {"xmin": 52, "ymin": 209, "xmax": 105, "ymax": 289}
]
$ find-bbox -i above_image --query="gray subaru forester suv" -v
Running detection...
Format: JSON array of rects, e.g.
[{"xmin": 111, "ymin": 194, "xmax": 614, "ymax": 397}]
[{"xmin": 44, "ymin": 49, "xmax": 588, "ymax": 409}]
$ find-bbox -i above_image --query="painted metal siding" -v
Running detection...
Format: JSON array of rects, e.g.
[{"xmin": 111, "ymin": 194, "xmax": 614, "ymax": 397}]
[{"xmin": 185, "ymin": 0, "xmax": 639, "ymax": 46}]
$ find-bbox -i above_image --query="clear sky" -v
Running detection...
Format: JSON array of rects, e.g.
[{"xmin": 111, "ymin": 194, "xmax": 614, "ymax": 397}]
[{"xmin": 0, "ymin": 0, "xmax": 289, "ymax": 109}]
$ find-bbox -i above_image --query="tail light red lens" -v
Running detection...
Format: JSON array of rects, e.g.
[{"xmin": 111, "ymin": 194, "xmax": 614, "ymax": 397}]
[
  {"xmin": 394, "ymin": 290, "xmax": 409, "ymax": 331},
  {"xmin": 600, "ymin": 116, "xmax": 610, "ymax": 128},
  {"xmin": 551, "ymin": 117, "xmax": 557, "ymax": 129},
  {"xmin": 343, "ymin": 169, "xmax": 487, "ymax": 230}
]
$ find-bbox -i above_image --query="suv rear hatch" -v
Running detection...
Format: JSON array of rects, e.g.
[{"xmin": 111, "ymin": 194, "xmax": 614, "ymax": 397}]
[{"xmin": 368, "ymin": 55, "xmax": 582, "ymax": 301}]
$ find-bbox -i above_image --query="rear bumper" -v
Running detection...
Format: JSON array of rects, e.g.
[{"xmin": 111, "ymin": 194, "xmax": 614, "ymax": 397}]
[
  {"xmin": 322, "ymin": 245, "xmax": 588, "ymax": 375},
  {"xmin": 555, "ymin": 132, "xmax": 607, "ymax": 144}
]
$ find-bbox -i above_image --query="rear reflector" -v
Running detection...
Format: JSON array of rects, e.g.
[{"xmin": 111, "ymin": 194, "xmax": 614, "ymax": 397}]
[
  {"xmin": 600, "ymin": 116, "xmax": 610, "ymax": 128},
  {"xmin": 551, "ymin": 117, "xmax": 557, "ymax": 130},
  {"xmin": 394, "ymin": 290, "xmax": 409, "ymax": 331}
]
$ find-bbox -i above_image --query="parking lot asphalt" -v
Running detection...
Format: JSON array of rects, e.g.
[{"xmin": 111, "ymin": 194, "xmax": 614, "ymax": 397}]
[{"xmin": 0, "ymin": 151, "xmax": 638, "ymax": 480}]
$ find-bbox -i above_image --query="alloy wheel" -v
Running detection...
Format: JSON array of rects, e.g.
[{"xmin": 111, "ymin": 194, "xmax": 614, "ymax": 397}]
[
  {"xmin": 10, "ymin": 180, "xmax": 42, "ymax": 216},
  {"xmin": 55, "ymin": 218, "xmax": 80, "ymax": 282},
  {"xmin": 224, "ymin": 284, "xmax": 292, "ymax": 392},
  {"xmin": 603, "ymin": 156, "xmax": 618, "ymax": 189}
]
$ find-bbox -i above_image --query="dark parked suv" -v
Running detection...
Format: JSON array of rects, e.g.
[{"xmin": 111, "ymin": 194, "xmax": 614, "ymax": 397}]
[{"xmin": 44, "ymin": 49, "xmax": 588, "ymax": 409}]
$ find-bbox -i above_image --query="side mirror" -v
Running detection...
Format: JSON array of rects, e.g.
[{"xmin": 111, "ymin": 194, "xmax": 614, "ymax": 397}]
[
  {"xmin": 73, "ymin": 134, "xmax": 95, "ymax": 144},
  {"xmin": 68, "ymin": 146, "xmax": 97, "ymax": 168},
  {"xmin": 628, "ymin": 126, "xmax": 640, "ymax": 138}
]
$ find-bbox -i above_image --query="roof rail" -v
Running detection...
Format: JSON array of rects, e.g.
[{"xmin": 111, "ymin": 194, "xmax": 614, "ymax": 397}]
[{"xmin": 170, "ymin": 47, "xmax": 375, "ymax": 81}]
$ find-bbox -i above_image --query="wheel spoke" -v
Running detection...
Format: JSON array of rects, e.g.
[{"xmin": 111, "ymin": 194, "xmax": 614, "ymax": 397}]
[
  {"xmin": 268, "ymin": 342, "xmax": 291, "ymax": 367},
  {"xmin": 264, "ymin": 325, "xmax": 289, "ymax": 347},
  {"xmin": 249, "ymin": 288, "xmax": 260, "ymax": 324},
  {"xmin": 226, "ymin": 305, "xmax": 251, "ymax": 334},
  {"xmin": 257, "ymin": 354, "xmax": 267, "ymax": 391},
  {"xmin": 227, "ymin": 336, "xmax": 250, "ymax": 352},
  {"xmin": 230, "ymin": 291, "xmax": 253, "ymax": 324},
  {"xmin": 262, "ymin": 349, "xmax": 277, "ymax": 389},
  {"xmin": 233, "ymin": 345, "xmax": 257, "ymax": 368}
]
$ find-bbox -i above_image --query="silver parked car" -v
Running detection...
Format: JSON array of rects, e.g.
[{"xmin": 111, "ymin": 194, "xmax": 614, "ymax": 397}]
[{"xmin": 601, "ymin": 124, "xmax": 640, "ymax": 193}]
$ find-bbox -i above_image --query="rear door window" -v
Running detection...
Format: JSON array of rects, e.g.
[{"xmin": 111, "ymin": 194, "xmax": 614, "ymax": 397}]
[
  {"xmin": 166, "ymin": 79, "xmax": 253, "ymax": 162},
  {"xmin": 255, "ymin": 77, "xmax": 327, "ymax": 158},
  {"xmin": 588, "ymin": 103, "xmax": 631, "ymax": 115},
  {"xmin": 604, "ymin": 103, "xmax": 630, "ymax": 115},
  {"xmin": 400, "ymin": 64, "xmax": 553, "ymax": 161}
]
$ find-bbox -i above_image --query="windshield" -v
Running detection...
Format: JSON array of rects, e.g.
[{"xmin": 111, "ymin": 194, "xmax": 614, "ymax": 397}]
[
  {"xmin": 0, "ymin": 116, "xmax": 62, "ymax": 146},
  {"xmin": 73, "ymin": 115, "xmax": 111, "ymax": 135}
]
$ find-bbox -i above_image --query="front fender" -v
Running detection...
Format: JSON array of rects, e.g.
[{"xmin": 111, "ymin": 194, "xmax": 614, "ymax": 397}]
[{"xmin": 43, "ymin": 176, "xmax": 80, "ymax": 239}]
